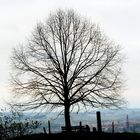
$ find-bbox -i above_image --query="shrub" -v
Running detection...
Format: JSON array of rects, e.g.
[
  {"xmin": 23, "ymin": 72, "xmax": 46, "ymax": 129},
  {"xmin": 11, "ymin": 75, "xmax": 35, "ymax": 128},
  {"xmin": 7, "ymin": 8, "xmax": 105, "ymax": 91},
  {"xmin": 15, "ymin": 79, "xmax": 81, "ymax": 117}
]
[{"xmin": 0, "ymin": 109, "xmax": 41, "ymax": 139}]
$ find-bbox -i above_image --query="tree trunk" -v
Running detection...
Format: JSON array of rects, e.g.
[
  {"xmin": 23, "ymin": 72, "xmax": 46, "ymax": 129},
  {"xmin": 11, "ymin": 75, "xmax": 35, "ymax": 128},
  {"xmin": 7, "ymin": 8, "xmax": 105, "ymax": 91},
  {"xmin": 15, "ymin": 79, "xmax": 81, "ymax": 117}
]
[{"xmin": 64, "ymin": 104, "xmax": 71, "ymax": 132}]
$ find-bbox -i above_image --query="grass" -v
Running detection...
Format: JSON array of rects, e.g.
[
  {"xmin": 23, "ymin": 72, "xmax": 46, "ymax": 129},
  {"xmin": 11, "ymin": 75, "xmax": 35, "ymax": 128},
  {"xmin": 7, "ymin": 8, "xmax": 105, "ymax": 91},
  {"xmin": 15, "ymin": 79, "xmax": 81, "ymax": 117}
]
[{"xmin": 9, "ymin": 132, "xmax": 140, "ymax": 140}]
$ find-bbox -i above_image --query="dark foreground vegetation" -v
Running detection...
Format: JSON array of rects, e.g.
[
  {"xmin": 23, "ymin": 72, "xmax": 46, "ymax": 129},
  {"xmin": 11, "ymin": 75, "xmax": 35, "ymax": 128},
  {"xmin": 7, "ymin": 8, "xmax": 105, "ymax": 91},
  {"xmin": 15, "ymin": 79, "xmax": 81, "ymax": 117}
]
[{"xmin": 9, "ymin": 132, "xmax": 140, "ymax": 140}]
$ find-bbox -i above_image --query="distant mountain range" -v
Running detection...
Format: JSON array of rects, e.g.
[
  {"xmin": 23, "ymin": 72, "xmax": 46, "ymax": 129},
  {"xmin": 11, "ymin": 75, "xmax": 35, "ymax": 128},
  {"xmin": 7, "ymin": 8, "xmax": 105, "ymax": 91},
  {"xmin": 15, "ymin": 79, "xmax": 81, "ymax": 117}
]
[{"xmin": 24, "ymin": 108, "xmax": 140, "ymax": 120}]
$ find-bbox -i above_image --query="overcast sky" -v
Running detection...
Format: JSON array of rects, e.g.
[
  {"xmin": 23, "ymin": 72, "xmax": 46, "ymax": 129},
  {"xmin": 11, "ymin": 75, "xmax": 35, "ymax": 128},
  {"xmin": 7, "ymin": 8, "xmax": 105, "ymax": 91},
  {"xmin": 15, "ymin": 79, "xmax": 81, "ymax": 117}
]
[{"xmin": 0, "ymin": 0, "xmax": 140, "ymax": 108}]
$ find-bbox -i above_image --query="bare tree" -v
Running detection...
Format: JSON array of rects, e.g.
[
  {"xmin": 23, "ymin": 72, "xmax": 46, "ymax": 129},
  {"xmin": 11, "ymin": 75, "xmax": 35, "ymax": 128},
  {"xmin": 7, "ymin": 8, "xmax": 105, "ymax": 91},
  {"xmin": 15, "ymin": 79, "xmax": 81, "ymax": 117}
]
[{"xmin": 10, "ymin": 9, "xmax": 125, "ymax": 131}]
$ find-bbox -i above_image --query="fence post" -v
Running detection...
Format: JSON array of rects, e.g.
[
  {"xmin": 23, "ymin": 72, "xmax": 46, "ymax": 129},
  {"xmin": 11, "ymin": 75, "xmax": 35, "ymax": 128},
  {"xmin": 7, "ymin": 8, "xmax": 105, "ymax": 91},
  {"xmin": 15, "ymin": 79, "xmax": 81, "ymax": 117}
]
[
  {"xmin": 79, "ymin": 121, "xmax": 82, "ymax": 132},
  {"xmin": 112, "ymin": 121, "xmax": 114, "ymax": 133},
  {"xmin": 48, "ymin": 120, "xmax": 51, "ymax": 134},
  {"xmin": 96, "ymin": 111, "xmax": 102, "ymax": 132},
  {"xmin": 43, "ymin": 127, "xmax": 47, "ymax": 134}
]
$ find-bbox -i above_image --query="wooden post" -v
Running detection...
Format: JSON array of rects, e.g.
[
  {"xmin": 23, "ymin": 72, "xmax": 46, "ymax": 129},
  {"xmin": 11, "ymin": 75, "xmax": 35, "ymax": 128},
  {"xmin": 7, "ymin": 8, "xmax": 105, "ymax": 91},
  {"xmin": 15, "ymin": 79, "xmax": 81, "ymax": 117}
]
[
  {"xmin": 48, "ymin": 120, "xmax": 51, "ymax": 134},
  {"xmin": 79, "ymin": 121, "xmax": 82, "ymax": 132},
  {"xmin": 112, "ymin": 121, "xmax": 114, "ymax": 133},
  {"xmin": 43, "ymin": 127, "xmax": 47, "ymax": 134},
  {"xmin": 96, "ymin": 111, "xmax": 102, "ymax": 132}
]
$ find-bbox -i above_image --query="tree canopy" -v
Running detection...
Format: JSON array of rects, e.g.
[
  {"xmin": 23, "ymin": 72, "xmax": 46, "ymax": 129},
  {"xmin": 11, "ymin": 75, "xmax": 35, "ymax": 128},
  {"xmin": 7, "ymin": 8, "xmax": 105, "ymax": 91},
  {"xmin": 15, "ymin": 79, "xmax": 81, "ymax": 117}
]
[{"xmin": 10, "ymin": 9, "xmax": 125, "ymax": 131}]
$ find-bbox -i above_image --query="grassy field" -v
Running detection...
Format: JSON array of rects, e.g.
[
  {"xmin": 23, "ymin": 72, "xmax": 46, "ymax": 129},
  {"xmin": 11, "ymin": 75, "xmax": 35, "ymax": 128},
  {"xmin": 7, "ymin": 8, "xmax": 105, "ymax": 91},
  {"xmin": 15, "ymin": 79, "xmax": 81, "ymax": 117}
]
[{"xmin": 9, "ymin": 132, "xmax": 140, "ymax": 140}]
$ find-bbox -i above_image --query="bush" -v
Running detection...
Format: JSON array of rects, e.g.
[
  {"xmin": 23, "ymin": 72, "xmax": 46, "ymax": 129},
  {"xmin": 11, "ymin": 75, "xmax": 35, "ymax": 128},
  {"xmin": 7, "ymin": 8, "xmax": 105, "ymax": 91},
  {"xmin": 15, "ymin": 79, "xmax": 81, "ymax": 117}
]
[{"xmin": 0, "ymin": 109, "xmax": 41, "ymax": 139}]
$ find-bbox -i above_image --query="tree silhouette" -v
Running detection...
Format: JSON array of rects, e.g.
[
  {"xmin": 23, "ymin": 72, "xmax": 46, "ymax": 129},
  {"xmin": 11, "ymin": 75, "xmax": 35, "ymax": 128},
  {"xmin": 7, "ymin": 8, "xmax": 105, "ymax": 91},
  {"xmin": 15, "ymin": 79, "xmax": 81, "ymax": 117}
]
[{"xmin": 11, "ymin": 9, "xmax": 125, "ymax": 131}]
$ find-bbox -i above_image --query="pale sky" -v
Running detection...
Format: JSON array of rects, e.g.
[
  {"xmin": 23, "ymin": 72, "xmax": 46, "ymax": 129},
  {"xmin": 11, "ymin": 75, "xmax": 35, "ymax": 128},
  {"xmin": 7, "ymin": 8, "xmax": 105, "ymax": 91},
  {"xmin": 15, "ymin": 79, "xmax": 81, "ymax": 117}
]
[{"xmin": 0, "ymin": 0, "xmax": 140, "ymax": 108}]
